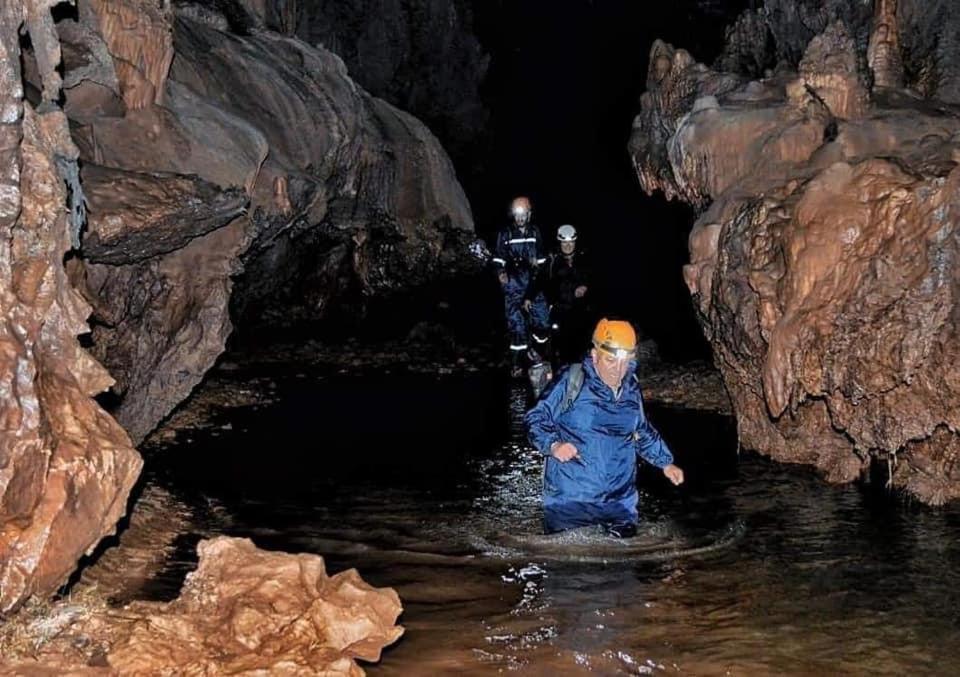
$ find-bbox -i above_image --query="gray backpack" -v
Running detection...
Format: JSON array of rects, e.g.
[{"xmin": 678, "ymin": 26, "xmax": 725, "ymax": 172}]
[
  {"xmin": 559, "ymin": 363, "xmax": 586, "ymax": 413},
  {"xmin": 559, "ymin": 363, "xmax": 638, "ymax": 413}
]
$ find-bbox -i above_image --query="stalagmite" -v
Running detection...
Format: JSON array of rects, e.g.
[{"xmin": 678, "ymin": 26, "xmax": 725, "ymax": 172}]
[{"xmin": 867, "ymin": 0, "xmax": 905, "ymax": 89}]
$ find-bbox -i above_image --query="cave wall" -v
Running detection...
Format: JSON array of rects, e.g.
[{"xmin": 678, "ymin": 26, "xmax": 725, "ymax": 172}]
[
  {"xmin": 715, "ymin": 0, "xmax": 960, "ymax": 103},
  {"xmin": 631, "ymin": 0, "xmax": 960, "ymax": 503},
  {"xmin": 1, "ymin": 0, "xmax": 477, "ymax": 608},
  {"xmin": 175, "ymin": 0, "xmax": 490, "ymax": 165},
  {"xmin": 0, "ymin": 1, "xmax": 141, "ymax": 612},
  {"xmin": 33, "ymin": 0, "xmax": 476, "ymax": 444}
]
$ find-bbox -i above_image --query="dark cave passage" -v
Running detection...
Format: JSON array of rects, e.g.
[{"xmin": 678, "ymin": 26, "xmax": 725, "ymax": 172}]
[{"xmin": 7, "ymin": 0, "xmax": 960, "ymax": 673}]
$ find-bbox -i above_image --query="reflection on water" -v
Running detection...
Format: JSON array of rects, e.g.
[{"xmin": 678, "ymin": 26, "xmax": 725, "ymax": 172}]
[{"xmin": 146, "ymin": 369, "xmax": 960, "ymax": 674}]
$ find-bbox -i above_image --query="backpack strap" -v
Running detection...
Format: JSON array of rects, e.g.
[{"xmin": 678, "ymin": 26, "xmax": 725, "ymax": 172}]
[{"xmin": 560, "ymin": 363, "xmax": 585, "ymax": 413}]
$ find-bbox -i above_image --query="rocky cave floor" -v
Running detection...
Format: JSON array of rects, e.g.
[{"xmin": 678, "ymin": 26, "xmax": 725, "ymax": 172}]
[{"xmin": 0, "ymin": 332, "xmax": 728, "ymax": 673}]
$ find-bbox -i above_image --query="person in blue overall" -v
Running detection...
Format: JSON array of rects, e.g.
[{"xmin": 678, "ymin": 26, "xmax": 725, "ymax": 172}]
[
  {"xmin": 524, "ymin": 319, "xmax": 685, "ymax": 537},
  {"xmin": 491, "ymin": 196, "xmax": 552, "ymax": 377}
]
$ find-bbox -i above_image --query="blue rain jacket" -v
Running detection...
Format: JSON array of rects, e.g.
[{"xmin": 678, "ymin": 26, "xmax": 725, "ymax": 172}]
[
  {"xmin": 524, "ymin": 357, "xmax": 674, "ymax": 532},
  {"xmin": 491, "ymin": 223, "xmax": 547, "ymax": 281}
]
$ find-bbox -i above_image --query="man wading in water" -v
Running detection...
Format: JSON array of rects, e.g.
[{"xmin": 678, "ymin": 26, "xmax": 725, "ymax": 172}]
[{"xmin": 524, "ymin": 319, "xmax": 684, "ymax": 537}]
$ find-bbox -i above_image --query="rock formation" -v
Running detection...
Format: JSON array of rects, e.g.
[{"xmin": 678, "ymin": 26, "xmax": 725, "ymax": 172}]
[
  {"xmin": 16, "ymin": 0, "xmax": 476, "ymax": 443},
  {"xmin": 1, "ymin": 537, "xmax": 404, "ymax": 674},
  {"xmin": 0, "ymin": 2, "xmax": 141, "ymax": 612},
  {"xmin": 631, "ymin": 5, "xmax": 960, "ymax": 503},
  {"xmin": 714, "ymin": 0, "xmax": 960, "ymax": 102},
  {"xmin": 866, "ymin": 0, "xmax": 904, "ymax": 89},
  {"xmin": 109, "ymin": 537, "xmax": 403, "ymax": 674},
  {"xmin": 3, "ymin": 0, "xmax": 474, "ymax": 610},
  {"xmin": 229, "ymin": 0, "xmax": 490, "ymax": 163}
]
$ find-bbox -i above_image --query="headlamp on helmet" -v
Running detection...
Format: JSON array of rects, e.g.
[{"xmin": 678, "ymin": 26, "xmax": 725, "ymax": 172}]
[
  {"xmin": 510, "ymin": 196, "xmax": 531, "ymax": 223},
  {"xmin": 592, "ymin": 318, "xmax": 637, "ymax": 360}
]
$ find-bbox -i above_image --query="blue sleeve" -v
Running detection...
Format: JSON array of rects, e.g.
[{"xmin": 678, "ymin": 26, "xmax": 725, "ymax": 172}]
[
  {"xmin": 492, "ymin": 229, "xmax": 507, "ymax": 269},
  {"xmin": 524, "ymin": 368, "xmax": 571, "ymax": 456},
  {"xmin": 635, "ymin": 390, "xmax": 674, "ymax": 468},
  {"xmin": 534, "ymin": 227, "xmax": 547, "ymax": 265},
  {"xmin": 525, "ymin": 254, "xmax": 550, "ymax": 302}
]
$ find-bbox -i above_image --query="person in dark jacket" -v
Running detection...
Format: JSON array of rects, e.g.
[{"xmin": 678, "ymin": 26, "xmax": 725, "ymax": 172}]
[
  {"xmin": 524, "ymin": 318, "xmax": 684, "ymax": 537},
  {"xmin": 492, "ymin": 196, "xmax": 551, "ymax": 377},
  {"xmin": 527, "ymin": 224, "xmax": 592, "ymax": 367}
]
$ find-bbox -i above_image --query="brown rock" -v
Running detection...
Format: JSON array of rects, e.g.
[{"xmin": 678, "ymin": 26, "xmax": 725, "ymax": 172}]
[
  {"xmin": 631, "ymin": 23, "xmax": 960, "ymax": 503},
  {"xmin": 72, "ymin": 222, "xmax": 249, "ymax": 445},
  {"xmin": 80, "ymin": 164, "xmax": 248, "ymax": 264},
  {"xmin": 87, "ymin": 0, "xmax": 174, "ymax": 110},
  {"xmin": 0, "ymin": 537, "xmax": 402, "ymax": 675},
  {"xmin": 107, "ymin": 537, "xmax": 403, "ymax": 675},
  {"xmin": 867, "ymin": 0, "xmax": 905, "ymax": 90},
  {"xmin": 797, "ymin": 21, "xmax": 869, "ymax": 120},
  {"xmin": 33, "ymin": 3, "xmax": 474, "ymax": 442},
  {"xmin": 715, "ymin": 0, "xmax": 960, "ymax": 104},
  {"xmin": 0, "ymin": 4, "xmax": 141, "ymax": 612}
]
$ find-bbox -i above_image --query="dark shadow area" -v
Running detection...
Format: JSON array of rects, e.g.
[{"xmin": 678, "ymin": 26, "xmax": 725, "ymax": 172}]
[
  {"xmin": 459, "ymin": 0, "xmax": 753, "ymax": 361},
  {"xmin": 225, "ymin": 1, "xmax": 752, "ymax": 362}
]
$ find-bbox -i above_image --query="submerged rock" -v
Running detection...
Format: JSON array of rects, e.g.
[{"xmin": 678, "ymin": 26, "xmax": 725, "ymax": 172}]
[{"xmin": 631, "ymin": 3, "xmax": 960, "ymax": 503}]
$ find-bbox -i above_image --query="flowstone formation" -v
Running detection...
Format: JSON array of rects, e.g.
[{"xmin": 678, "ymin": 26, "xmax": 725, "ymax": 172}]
[
  {"xmin": 0, "ymin": 1, "xmax": 141, "ymax": 612},
  {"xmin": 1, "ymin": 537, "xmax": 404, "ymax": 675},
  {"xmin": 16, "ymin": 0, "xmax": 476, "ymax": 444},
  {"xmin": 2, "ymin": 0, "xmax": 474, "ymax": 614},
  {"xmin": 631, "ymin": 0, "xmax": 960, "ymax": 503}
]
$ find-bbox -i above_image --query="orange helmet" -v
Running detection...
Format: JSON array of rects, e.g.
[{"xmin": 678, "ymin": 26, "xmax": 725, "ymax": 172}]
[
  {"xmin": 510, "ymin": 196, "xmax": 532, "ymax": 224},
  {"xmin": 592, "ymin": 319, "xmax": 637, "ymax": 359}
]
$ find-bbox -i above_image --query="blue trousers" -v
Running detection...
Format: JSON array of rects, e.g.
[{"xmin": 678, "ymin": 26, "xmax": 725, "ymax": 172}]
[
  {"xmin": 503, "ymin": 274, "xmax": 550, "ymax": 354},
  {"xmin": 543, "ymin": 493, "xmax": 638, "ymax": 534}
]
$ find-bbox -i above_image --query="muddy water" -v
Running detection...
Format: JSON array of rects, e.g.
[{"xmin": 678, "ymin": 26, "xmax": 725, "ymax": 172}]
[{"xmin": 143, "ymin": 364, "xmax": 960, "ymax": 675}]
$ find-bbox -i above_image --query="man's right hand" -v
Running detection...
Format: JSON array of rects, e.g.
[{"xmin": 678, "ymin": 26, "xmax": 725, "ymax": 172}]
[
  {"xmin": 498, "ymin": 271, "xmax": 508, "ymax": 286},
  {"xmin": 550, "ymin": 441, "xmax": 580, "ymax": 462}
]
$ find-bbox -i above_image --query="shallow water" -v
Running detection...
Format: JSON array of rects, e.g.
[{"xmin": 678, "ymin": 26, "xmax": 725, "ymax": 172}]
[{"xmin": 143, "ymin": 363, "xmax": 960, "ymax": 675}]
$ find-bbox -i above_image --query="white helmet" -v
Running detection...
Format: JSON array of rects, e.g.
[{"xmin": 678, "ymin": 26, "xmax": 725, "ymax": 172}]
[{"xmin": 557, "ymin": 224, "xmax": 577, "ymax": 242}]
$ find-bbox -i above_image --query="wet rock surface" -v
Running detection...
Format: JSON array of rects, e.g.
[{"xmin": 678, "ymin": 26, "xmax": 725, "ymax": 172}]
[
  {"xmin": 631, "ymin": 4, "xmax": 960, "ymax": 502},
  {"xmin": 78, "ymin": 164, "xmax": 248, "ymax": 265},
  {"xmin": 26, "ymin": 0, "xmax": 476, "ymax": 443},
  {"xmin": 0, "ymin": 537, "xmax": 403, "ymax": 675},
  {"xmin": 3, "ymin": 0, "xmax": 473, "ymax": 626},
  {"xmin": 0, "ymin": 4, "xmax": 141, "ymax": 612}
]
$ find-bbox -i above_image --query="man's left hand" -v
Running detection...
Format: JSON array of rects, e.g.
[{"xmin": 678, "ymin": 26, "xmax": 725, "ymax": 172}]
[
  {"xmin": 663, "ymin": 464, "xmax": 684, "ymax": 486},
  {"xmin": 574, "ymin": 285, "xmax": 587, "ymax": 298}
]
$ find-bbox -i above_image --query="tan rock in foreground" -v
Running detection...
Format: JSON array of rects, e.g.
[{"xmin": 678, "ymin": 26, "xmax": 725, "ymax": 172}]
[
  {"xmin": 106, "ymin": 537, "xmax": 403, "ymax": 675},
  {"xmin": 1, "ymin": 537, "xmax": 403, "ymax": 675}
]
